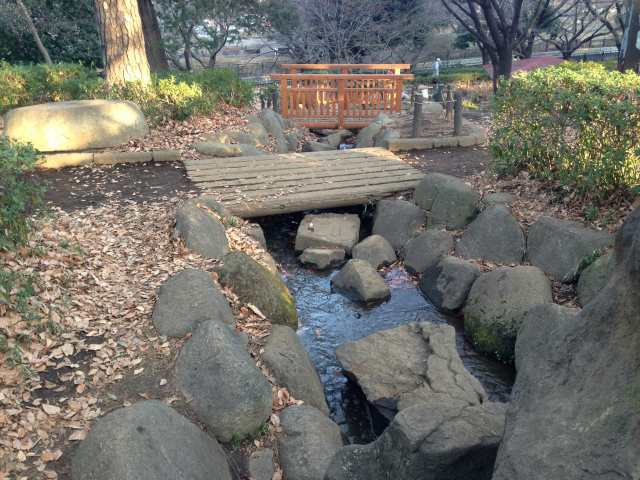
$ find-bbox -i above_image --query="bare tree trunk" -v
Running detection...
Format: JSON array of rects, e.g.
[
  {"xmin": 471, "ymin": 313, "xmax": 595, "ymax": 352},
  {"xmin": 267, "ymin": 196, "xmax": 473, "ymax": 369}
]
[
  {"xmin": 137, "ymin": 0, "xmax": 169, "ymax": 71},
  {"xmin": 620, "ymin": 0, "xmax": 640, "ymax": 72},
  {"xmin": 95, "ymin": 0, "xmax": 151, "ymax": 86},
  {"xmin": 16, "ymin": 0, "xmax": 52, "ymax": 65}
]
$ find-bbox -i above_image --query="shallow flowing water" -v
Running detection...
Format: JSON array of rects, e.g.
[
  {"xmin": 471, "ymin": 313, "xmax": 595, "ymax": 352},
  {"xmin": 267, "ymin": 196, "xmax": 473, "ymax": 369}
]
[{"xmin": 259, "ymin": 212, "xmax": 515, "ymax": 444}]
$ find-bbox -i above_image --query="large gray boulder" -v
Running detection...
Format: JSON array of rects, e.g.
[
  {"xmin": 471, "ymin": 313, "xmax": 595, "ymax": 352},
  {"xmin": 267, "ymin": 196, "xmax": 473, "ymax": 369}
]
[
  {"xmin": 195, "ymin": 142, "xmax": 263, "ymax": 157},
  {"xmin": 420, "ymin": 256, "xmax": 480, "ymax": 312},
  {"xmin": 152, "ymin": 269, "xmax": 233, "ymax": 337},
  {"xmin": 455, "ymin": 205, "xmax": 525, "ymax": 263},
  {"xmin": 372, "ymin": 199, "xmax": 426, "ymax": 250},
  {"xmin": 278, "ymin": 405, "xmax": 343, "ymax": 480},
  {"xmin": 258, "ymin": 109, "xmax": 288, "ymax": 153},
  {"xmin": 355, "ymin": 114, "xmax": 393, "ymax": 148},
  {"xmin": 217, "ymin": 252, "xmax": 298, "ymax": 329},
  {"xmin": 414, "ymin": 173, "xmax": 480, "ymax": 229},
  {"xmin": 72, "ymin": 401, "xmax": 232, "ymax": 480},
  {"xmin": 325, "ymin": 129, "xmax": 352, "ymax": 147},
  {"xmin": 463, "ymin": 266, "xmax": 553, "ymax": 363},
  {"xmin": 492, "ymin": 208, "xmax": 640, "ymax": 480},
  {"xmin": 174, "ymin": 198, "xmax": 229, "ymax": 260},
  {"xmin": 303, "ymin": 141, "xmax": 335, "ymax": 152},
  {"xmin": 403, "ymin": 229, "xmax": 454, "ymax": 274},
  {"xmin": 248, "ymin": 448, "xmax": 274, "ymax": 480},
  {"xmin": 352, "ymin": 235, "xmax": 397, "ymax": 269},
  {"xmin": 331, "ymin": 260, "xmax": 390, "ymax": 303},
  {"xmin": 299, "ymin": 248, "xmax": 345, "ymax": 270},
  {"xmin": 526, "ymin": 216, "xmax": 613, "ymax": 282},
  {"xmin": 373, "ymin": 127, "xmax": 400, "ymax": 148},
  {"xmin": 336, "ymin": 322, "xmax": 487, "ymax": 419},
  {"xmin": 295, "ymin": 213, "xmax": 360, "ymax": 254},
  {"xmin": 576, "ymin": 251, "xmax": 615, "ymax": 307},
  {"xmin": 263, "ymin": 325, "xmax": 329, "ymax": 415},
  {"xmin": 175, "ymin": 321, "xmax": 272, "ymax": 443},
  {"xmin": 3, "ymin": 100, "xmax": 148, "ymax": 152},
  {"xmin": 325, "ymin": 399, "xmax": 506, "ymax": 480}
]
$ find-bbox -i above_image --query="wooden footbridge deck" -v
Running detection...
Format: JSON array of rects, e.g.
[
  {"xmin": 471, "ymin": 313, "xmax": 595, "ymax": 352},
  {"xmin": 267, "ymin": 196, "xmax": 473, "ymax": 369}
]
[{"xmin": 183, "ymin": 148, "xmax": 424, "ymax": 218}]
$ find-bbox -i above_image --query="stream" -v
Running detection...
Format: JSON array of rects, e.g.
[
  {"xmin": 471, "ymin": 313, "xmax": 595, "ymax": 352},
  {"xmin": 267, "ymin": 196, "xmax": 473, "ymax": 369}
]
[{"xmin": 259, "ymin": 210, "xmax": 515, "ymax": 444}]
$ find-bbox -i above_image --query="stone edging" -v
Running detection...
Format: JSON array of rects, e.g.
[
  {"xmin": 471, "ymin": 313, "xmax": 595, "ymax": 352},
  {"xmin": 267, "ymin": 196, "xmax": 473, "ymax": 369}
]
[
  {"xmin": 38, "ymin": 149, "xmax": 182, "ymax": 169},
  {"xmin": 385, "ymin": 127, "xmax": 487, "ymax": 152}
]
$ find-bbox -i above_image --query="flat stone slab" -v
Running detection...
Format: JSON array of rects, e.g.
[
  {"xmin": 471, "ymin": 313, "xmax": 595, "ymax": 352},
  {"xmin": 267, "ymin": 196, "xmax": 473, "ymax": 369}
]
[
  {"xmin": 336, "ymin": 322, "xmax": 487, "ymax": 419},
  {"xmin": 4, "ymin": 100, "xmax": 148, "ymax": 152},
  {"xmin": 295, "ymin": 213, "xmax": 360, "ymax": 254}
]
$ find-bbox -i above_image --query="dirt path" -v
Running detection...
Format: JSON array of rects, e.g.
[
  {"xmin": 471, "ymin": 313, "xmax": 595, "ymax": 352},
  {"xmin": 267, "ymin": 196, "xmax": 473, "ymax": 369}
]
[{"xmin": 403, "ymin": 147, "xmax": 491, "ymax": 178}]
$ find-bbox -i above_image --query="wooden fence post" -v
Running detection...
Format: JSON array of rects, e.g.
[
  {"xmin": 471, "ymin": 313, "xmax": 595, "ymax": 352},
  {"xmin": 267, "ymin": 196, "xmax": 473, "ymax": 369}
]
[
  {"xmin": 412, "ymin": 94, "xmax": 423, "ymax": 138},
  {"xmin": 454, "ymin": 92, "xmax": 463, "ymax": 136},
  {"xmin": 338, "ymin": 79, "xmax": 346, "ymax": 129},
  {"xmin": 395, "ymin": 78, "xmax": 404, "ymax": 112},
  {"xmin": 279, "ymin": 79, "xmax": 288, "ymax": 118},
  {"xmin": 445, "ymin": 85, "xmax": 453, "ymax": 121}
]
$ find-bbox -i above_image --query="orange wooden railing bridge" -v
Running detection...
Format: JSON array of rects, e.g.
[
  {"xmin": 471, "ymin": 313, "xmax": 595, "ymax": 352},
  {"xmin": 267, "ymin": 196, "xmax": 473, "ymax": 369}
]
[{"xmin": 271, "ymin": 64, "xmax": 414, "ymax": 129}]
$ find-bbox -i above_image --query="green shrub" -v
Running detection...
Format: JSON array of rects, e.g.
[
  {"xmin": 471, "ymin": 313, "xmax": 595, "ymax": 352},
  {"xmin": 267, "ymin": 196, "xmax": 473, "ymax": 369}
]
[
  {"xmin": 491, "ymin": 62, "xmax": 640, "ymax": 200},
  {"xmin": 0, "ymin": 62, "xmax": 254, "ymax": 123},
  {"xmin": 414, "ymin": 65, "xmax": 489, "ymax": 84},
  {"xmin": 0, "ymin": 138, "xmax": 45, "ymax": 250}
]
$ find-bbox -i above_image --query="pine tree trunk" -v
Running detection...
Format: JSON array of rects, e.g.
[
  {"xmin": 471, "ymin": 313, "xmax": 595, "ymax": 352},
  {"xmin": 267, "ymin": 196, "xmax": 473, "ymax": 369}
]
[
  {"xmin": 137, "ymin": 0, "xmax": 169, "ymax": 71},
  {"xmin": 16, "ymin": 0, "xmax": 52, "ymax": 65},
  {"xmin": 95, "ymin": 0, "xmax": 151, "ymax": 86}
]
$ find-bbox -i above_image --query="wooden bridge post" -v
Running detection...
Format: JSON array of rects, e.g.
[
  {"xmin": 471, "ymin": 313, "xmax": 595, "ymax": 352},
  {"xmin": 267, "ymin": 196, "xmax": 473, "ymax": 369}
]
[
  {"xmin": 338, "ymin": 78, "xmax": 346, "ymax": 129},
  {"xmin": 395, "ymin": 78, "xmax": 404, "ymax": 112},
  {"xmin": 279, "ymin": 79, "xmax": 288, "ymax": 118}
]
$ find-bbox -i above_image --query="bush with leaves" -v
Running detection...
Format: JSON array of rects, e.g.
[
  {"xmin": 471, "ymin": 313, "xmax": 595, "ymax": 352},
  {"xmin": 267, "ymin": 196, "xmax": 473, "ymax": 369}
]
[
  {"xmin": 491, "ymin": 62, "xmax": 640, "ymax": 201},
  {"xmin": 0, "ymin": 62, "xmax": 254, "ymax": 123},
  {"xmin": 0, "ymin": 138, "xmax": 44, "ymax": 250}
]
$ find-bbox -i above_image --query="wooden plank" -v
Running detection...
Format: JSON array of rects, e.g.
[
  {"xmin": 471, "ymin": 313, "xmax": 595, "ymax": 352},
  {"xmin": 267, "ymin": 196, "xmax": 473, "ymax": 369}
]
[
  {"xmin": 197, "ymin": 170, "xmax": 422, "ymax": 196},
  {"xmin": 225, "ymin": 181, "xmax": 420, "ymax": 218},
  {"xmin": 186, "ymin": 158, "xmax": 408, "ymax": 180},
  {"xmin": 189, "ymin": 164, "xmax": 418, "ymax": 189},
  {"xmin": 218, "ymin": 174, "xmax": 423, "ymax": 202}
]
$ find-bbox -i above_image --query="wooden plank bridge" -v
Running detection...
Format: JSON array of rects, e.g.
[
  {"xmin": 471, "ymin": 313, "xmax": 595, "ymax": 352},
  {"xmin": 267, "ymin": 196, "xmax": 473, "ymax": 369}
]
[{"xmin": 184, "ymin": 148, "xmax": 424, "ymax": 218}]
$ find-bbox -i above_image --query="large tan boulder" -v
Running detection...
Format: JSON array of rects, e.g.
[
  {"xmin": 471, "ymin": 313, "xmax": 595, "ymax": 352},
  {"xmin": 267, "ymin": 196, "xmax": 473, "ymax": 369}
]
[{"xmin": 3, "ymin": 100, "xmax": 148, "ymax": 152}]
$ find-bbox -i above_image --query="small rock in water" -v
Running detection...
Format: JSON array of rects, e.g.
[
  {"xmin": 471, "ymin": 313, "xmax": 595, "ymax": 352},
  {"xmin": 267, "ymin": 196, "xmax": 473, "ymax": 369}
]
[
  {"xmin": 352, "ymin": 235, "xmax": 397, "ymax": 269},
  {"xmin": 331, "ymin": 260, "xmax": 390, "ymax": 303},
  {"xmin": 299, "ymin": 248, "xmax": 346, "ymax": 270}
]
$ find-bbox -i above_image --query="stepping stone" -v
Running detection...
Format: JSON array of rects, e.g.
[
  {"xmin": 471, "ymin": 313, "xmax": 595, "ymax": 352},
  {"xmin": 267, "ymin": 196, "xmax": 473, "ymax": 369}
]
[
  {"xmin": 295, "ymin": 213, "xmax": 360, "ymax": 254},
  {"xmin": 331, "ymin": 260, "xmax": 390, "ymax": 303},
  {"xmin": 152, "ymin": 269, "xmax": 233, "ymax": 337},
  {"xmin": 352, "ymin": 235, "xmax": 397, "ymax": 269},
  {"xmin": 299, "ymin": 248, "xmax": 346, "ymax": 270}
]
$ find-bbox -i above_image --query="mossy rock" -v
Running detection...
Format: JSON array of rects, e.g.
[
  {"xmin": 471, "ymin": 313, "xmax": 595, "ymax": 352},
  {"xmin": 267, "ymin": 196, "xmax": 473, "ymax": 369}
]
[{"xmin": 217, "ymin": 252, "xmax": 298, "ymax": 329}]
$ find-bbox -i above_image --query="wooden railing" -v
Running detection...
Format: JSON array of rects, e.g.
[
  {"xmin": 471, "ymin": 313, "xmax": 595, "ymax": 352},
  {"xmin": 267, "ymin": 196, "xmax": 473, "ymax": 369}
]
[
  {"xmin": 281, "ymin": 63, "xmax": 411, "ymax": 75},
  {"xmin": 272, "ymin": 69, "xmax": 414, "ymax": 129}
]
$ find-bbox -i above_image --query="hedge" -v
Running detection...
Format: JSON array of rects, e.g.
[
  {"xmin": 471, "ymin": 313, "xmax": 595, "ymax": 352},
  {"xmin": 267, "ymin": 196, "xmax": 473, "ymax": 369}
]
[
  {"xmin": 0, "ymin": 62, "xmax": 254, "ymax": 124},
  {"xmin": 491, "ymin": 62, "xmax": 640, "ymax": 200}
]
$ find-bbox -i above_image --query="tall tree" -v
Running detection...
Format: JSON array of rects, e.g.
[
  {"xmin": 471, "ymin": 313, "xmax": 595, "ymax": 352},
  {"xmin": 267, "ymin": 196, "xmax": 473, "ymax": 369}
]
[
  {"xmin": 15, "ymin": 0, "xmax": 52, "ymax": 64},
  {"xmin": 619, "ymin": 0, "xmax": 640, "ymax": 71},
  {"xmin": 95, "ymin": 0, "xmax": 151, "ymax": 85},
  {"xmin": 442, "ymin": 0, "xmax": 548, "ymax": 89},
  {"xmin": 138, "ymin": 0, "xmax": 169, "ymax": 71},
  {"xmin": 583, "ymin": 0, "xmax": 627, "ymax": 50}
]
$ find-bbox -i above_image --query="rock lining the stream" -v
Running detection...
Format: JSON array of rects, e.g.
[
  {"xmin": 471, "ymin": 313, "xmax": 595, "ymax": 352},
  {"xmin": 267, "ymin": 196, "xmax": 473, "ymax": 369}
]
[
  {"xmin": 325, "ymin": 398, "xmax": 506, "ymax": 480},
  {"xmin": 576, "ymin": 251, "xmax": 615, "ymax": 307},
  {"xmin": 403, "ymin": 229, "xmax": 454, "ymax": 274},
  {"xmin": 263, "ymin": 325, "xmax": 330, "ymax": 415},
  {"xmin": 278, "ymin": 405, "xmax": 343, "ymax": 480},
  {"xmin": 420, "ymin": 256, "xmax": 480, "ymax": 312},
  {"xmin": 152, "ymin": 268, "xmax": 234, "ymax": 337},
  {"xmin": 72, "ymin": 400, "xmax": 232, "ymax": 480},
  {"xmin": 175, "ymin": 321, "xmax": 272, "ymax": 443},
  {"xmin": 336, "ymin": 322, "xmax": 487, "ymax": 420},
  {"xmin": 299, "ymin": 248, "xmax": 346, "ymax": 270},
  {"xmin": 414, "ymin": 173, "xmax": 479, "ymax": 229},
  {"xmin": 372, "ymin": 199, "xmax": 426, "ymax": 250},
  {"xmin": 174, "ymin": 198, "xmax": 229, "ymax": 260},
  {"xmin": 493, "ymin": 208, "xmax": 640, "ymax": 479}
]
